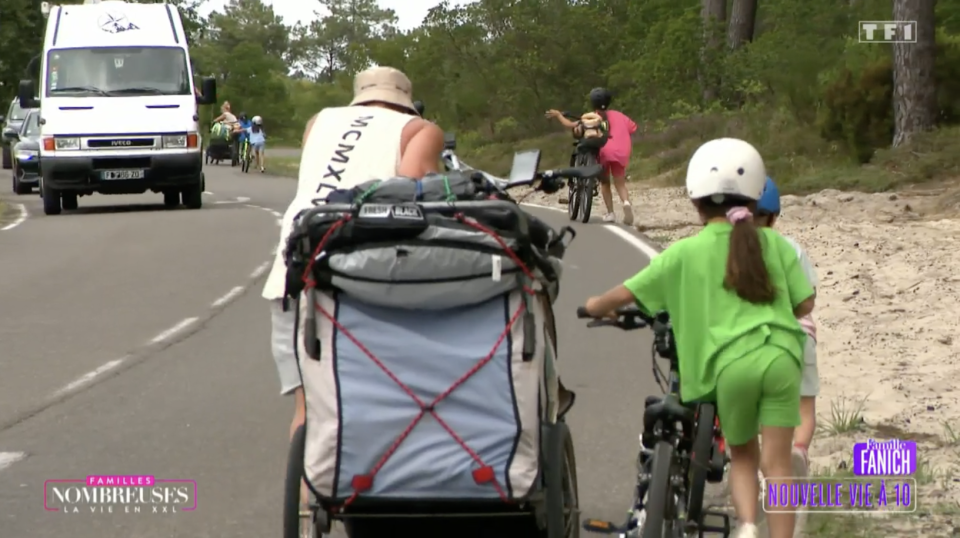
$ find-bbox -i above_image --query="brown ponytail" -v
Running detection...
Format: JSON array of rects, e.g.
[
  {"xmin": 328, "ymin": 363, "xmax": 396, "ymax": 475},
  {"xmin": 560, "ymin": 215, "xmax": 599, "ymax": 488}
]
[
  {"xmin": 725, "ymin": 216, "xmax": 776, "ymax": 303},
  {"xmin": 694, "ymin": 197, "xmax": 776, "ymax": 304}
]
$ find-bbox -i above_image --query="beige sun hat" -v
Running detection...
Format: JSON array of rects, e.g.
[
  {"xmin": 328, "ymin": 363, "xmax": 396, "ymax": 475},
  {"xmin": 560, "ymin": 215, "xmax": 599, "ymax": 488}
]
[{"xmin": 350, "ymin": 66, "xmax": 416, "ymax": 114}]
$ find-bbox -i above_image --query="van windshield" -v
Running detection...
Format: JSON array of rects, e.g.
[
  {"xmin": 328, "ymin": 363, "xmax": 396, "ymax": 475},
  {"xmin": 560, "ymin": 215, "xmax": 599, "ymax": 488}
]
[{"xmin": 45, "ymin": 47, "xmax": 191, "ymax": 97}]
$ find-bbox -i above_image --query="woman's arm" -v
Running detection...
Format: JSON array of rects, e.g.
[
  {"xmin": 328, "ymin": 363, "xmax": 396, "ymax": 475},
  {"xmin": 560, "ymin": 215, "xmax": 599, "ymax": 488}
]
[
  {"xmin": 555, "ymin": 116, "xmax": 578, "ymax": 129},
  {"xmin": 212, "ymin": 113, "xmax": 225, "ymax": 123},
  {"xmin": 546, "ymin": 109, "xmax": 578, "ymax": 129}
]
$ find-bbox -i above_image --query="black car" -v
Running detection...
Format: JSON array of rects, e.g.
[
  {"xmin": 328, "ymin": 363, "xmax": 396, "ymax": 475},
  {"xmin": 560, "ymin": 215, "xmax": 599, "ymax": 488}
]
[
  {"xmin": 7, "ymin": 109, "xmax": 40, "ymax": 194},
  {"xmin": 1, "ymin": 99, "xmax": 31, "ymax": 170}
]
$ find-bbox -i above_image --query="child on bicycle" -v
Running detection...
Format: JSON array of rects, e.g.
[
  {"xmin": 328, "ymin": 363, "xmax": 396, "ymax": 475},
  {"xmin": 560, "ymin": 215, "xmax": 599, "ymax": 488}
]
[
  {"xmin": 248, "ymin": 115, "xmax": 266, "ymax": 172},
  {"xmin": 546, "ymin": 87, "xmax": 637, "ymax": 224},
  {"xmin": 755, "ymin": 176, "xmax": 819, "ymax": 480},
  {"xmin": 582, "ymin": 138, "xmax": 813, "ymax": 538}
]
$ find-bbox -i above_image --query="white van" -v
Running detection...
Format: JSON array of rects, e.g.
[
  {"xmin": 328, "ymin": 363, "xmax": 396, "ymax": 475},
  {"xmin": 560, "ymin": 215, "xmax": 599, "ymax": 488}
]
[{"xmin": 18, "ymin": 0, "xmax": 217, "ymax": 215}]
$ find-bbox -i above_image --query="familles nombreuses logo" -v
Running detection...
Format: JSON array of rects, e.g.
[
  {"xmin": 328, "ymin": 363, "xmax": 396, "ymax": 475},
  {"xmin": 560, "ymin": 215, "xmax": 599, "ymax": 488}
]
[{"xmin": 44, "ymin": 475, "xmax": 196, "ymax": 514}]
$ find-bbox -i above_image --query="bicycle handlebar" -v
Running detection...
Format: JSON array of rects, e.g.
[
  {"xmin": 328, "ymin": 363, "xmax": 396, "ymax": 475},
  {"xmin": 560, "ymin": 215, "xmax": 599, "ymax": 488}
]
[{"xmin": 576, "ymin": 305, "xmax": 656, "ymax": 330}]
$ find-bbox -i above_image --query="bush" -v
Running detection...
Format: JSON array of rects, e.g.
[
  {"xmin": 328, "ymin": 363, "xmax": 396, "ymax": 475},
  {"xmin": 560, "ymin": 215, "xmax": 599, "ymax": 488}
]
[{"xmin": 819, "ymin": 57, "xmax": 894, "ymax": 164}]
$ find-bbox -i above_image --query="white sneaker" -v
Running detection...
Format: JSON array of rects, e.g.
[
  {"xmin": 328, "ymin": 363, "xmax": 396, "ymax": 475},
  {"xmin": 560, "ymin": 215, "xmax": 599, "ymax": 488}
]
[
  {"xmin": 734, "ymin": 523, "xmax": 759, "ymax": 538},
  {"xmin": 603, "ymin": 212, "xmax": 616, "ymax": 223},
  {"xmin": 622, "ymin": 202, "xmax": 634, "ymax": 226}
]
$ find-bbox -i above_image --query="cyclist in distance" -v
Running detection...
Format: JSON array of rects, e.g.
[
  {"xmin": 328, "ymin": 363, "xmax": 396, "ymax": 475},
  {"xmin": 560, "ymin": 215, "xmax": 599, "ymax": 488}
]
[
  {"xmin": 755, "ymin": 177, "xmax": 820, "ymax": 481},
  {"xmin": 580, "ymin": 138, "xmax": 814, "ymax": 538},
  {"xmin": 212, "ymin": 101, "xmax": 242, "ymax": 160},
  {"xmin": 413, "ymin": 100, "xmax": 425, "ymax": 116},
  {"xmin": 546, "ymin": 87, "xmax": 637, "ymax": 224},
  {"xmin": 248, "ymin": 115, "xmax": 266, "ymax": 172}
]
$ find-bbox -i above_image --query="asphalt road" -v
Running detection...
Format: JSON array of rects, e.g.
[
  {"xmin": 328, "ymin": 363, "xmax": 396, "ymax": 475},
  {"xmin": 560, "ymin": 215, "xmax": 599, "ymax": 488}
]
[{"xmin": 0, "ymin": 160, "xmax": 665, "ymax": 537}]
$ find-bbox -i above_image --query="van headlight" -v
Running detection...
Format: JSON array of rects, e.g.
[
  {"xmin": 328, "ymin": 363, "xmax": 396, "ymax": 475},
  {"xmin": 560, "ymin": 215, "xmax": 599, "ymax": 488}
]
[
  {"xmin": 54, "ymin": 137, "xmax": 79, "ymax": 150},
  {"xmin": 162, "ymin": 135, "xmax": 187, "ymax": 148}
]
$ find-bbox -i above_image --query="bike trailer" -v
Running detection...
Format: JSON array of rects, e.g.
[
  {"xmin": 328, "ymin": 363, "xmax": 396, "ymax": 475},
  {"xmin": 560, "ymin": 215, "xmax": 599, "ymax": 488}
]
[{"xmin": 285, "ymin": 173, "xmax": 573, "ymax": 510}]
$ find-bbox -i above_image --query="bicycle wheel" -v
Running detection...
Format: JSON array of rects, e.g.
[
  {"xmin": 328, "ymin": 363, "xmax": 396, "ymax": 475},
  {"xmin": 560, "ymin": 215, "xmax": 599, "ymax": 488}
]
[
  {"xmin": 685, "ymin": 403, "xmax": 716, "ymax": 527},
  {"xmin": 576, "ymin": 152, "xmax": 596, "ymax": 223},
  {"xmin": 567, "ymin": 178, "xmax": 581, "ymax": 221},
  {"xmin": 284, "ymin": 425, "xmax": 307, "ymax": 538},
  {"xmin": 641, "ymin": 441, "xmax": 679, "ymax": 538}
]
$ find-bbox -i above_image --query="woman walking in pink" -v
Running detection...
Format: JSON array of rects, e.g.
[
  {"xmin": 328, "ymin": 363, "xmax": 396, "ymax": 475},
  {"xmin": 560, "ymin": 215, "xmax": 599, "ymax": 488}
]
[{"xmin": 547, "ymin": 87, "xmax": 638, "ymax": 224}]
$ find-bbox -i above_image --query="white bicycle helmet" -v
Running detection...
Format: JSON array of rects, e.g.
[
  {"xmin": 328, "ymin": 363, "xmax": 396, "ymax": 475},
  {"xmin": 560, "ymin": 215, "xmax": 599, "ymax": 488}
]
[
  {"xmin": 685, "ymin": 138, "xmax": 766, "ymax": 201},
  {"xmin": 252, "ymin": 115, "xmax": 263, "ymax": 125}
]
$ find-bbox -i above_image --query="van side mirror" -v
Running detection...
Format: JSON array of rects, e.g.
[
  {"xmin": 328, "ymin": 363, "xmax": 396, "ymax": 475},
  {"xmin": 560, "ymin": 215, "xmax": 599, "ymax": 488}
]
[
  {"xmin": 196, "ymin": 77, "xmax": 217, "ymax": 105},
  {"xmin": 3, "ymin": 129, "xmax": 19, "ymax": 141},
  {"xmin": 18, "ymin": 80, "xmax": 39, "ymax": 109},
  {"xmin": 443, "ymin": 132, "xmax": 456, "ymax": 150}
]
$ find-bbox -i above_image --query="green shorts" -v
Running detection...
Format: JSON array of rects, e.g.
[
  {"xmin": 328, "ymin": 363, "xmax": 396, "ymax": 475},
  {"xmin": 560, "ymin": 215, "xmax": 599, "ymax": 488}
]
[{"xmin": 716, "ymin": 346, "xmax": 801, "ymax": 446}]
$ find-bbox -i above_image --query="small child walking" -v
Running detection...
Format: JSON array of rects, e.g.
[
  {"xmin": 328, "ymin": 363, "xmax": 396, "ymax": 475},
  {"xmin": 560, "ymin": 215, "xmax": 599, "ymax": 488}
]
[
  {"xmin": 582, "ymin": 139, "xmax": 811, "ymax": 538},
  {"xmin": 755, "ymin": 177, "xmax": 819, "ymax": 478}
]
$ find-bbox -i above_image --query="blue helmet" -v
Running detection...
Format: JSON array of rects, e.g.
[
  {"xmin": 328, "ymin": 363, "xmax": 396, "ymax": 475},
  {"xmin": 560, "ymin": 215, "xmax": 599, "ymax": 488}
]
[{"xmin": 757, "ymin": 177, "xmax": 780, "ymax": 215}]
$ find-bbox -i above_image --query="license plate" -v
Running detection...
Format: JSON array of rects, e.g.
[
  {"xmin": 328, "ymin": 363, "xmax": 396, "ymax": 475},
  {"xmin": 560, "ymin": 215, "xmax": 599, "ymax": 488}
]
[{"xmin": 101, "ymin": 169, "xmax": 145, "ymax": 180}]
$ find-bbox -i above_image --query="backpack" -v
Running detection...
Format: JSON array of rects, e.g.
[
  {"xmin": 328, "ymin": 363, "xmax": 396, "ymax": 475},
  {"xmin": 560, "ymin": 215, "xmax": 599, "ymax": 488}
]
[
  {"xmin": 210, "ymin": 122, "xmax": 230, "ymax": 140},
  {"xmin": 572, "ymin": 111, "xmax": 610, "ymax": 150}
]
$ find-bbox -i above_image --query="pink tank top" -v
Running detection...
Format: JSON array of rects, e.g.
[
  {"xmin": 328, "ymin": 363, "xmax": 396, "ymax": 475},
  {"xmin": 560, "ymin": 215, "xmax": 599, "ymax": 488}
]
[{"xmin": 598, "ymin": 110, "xmax": 637, "ymax": 166}]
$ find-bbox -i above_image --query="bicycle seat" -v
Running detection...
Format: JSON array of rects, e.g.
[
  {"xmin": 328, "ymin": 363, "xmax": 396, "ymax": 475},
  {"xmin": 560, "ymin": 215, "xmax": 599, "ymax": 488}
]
[
  {"xmin": 551, "ymin": 164, "xmax": 603, "ymax": 179},
  {"xmin": 643, "ymin": 395, "xmax": 694, "ymax": 432}
]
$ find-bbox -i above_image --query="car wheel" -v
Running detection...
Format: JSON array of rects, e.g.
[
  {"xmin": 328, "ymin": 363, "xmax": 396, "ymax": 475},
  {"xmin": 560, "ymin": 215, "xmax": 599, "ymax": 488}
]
[
  {"xmin": 61, "ymin": 193, "xmax": 78, "ymax": 211},
  {"xmin": 2, "ymin": 145, "xmax": 11, "ymax": 170},
  {"xmin": 42, "ymin": 181, "xmax": 62, "ymax": 215},
  {"xmin": 182, "ymin": 177, "xmax": 203, "ymax": 209},
  {"xmin": 13, "ymin": 171, "xmax": 31, "ymax": 195},
  {"xmin": 163, "ymin": 190, "xmax": 180, "ymax": 208}
]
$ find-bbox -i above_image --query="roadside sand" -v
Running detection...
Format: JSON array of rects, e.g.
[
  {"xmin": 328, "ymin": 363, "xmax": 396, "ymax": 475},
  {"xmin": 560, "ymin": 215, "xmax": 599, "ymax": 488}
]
[{"xmin": 522, "ymin": 184, "xmax": 960, "ymax": 535}]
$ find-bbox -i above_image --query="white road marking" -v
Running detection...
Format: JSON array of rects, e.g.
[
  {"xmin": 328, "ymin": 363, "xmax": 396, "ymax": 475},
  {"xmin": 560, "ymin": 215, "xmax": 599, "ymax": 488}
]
[
  {"xmin": 0, "ymin": 452, "xmax": 26, "ymax": 471},
  {"xmin": 203, "ymin": 191, "xmax": 214, "ymax": 195},
  {"xmin": 52, "ymin": 359, "xmax": 125, "ymax": 397},
  {"xmin": 520, "ymin": 202, "xmax": 661, "ymax": 258},
  {"xmin": 603, "ymin": 224, "xmax": 660, "ymax": 259},
  {"xmin": 215, "ymin": 196, "xmax": 255, "ymax": 205},
  {"xmin": 149, "ymin": 317, "xmax": 198, "ymax": 344},
  {"xmin": 250, "ymin": 261, "xmax": 270, "ymax": 279},
  {"xmin": 211, "ymin": 286, "xmax": 244, "ymax": 307},
  {"xmin": 270, "ymin": 210, "xmax": 281, "ymax": 217},
  {"xmin": 1, "ymin": 203, "xmax": 28, "ymax": 231}
]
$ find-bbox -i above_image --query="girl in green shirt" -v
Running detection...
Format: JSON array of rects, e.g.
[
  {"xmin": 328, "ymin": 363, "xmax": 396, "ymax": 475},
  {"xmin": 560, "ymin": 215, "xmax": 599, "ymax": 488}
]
[{"xmin": 582, "ymin": 138, "xmax": 815, "ymax": 538}]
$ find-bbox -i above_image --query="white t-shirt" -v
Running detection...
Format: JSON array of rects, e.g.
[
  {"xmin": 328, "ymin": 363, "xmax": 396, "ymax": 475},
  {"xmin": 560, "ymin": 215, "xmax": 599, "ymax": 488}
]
[
  {"xmin": 260, "ymin": 105, "xmax": 415, "ymax": 301},
  {"xmin": 784, "ymin": 234, "xmax": 817, "ymax": 342}
]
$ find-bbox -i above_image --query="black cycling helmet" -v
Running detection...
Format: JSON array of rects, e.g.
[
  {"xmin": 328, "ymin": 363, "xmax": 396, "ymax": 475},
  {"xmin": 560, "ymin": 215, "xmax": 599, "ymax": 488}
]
[
  {"xmin": 239, "ymin": 112, "xmax": 247, "ymax": 120},
  {"xmin": 588, "ymin": 87, "xmax": 613, "ymax": 110},
  {"xmin": 413, "ymin": 100, "xmax": 425, "ymax": 116}
]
